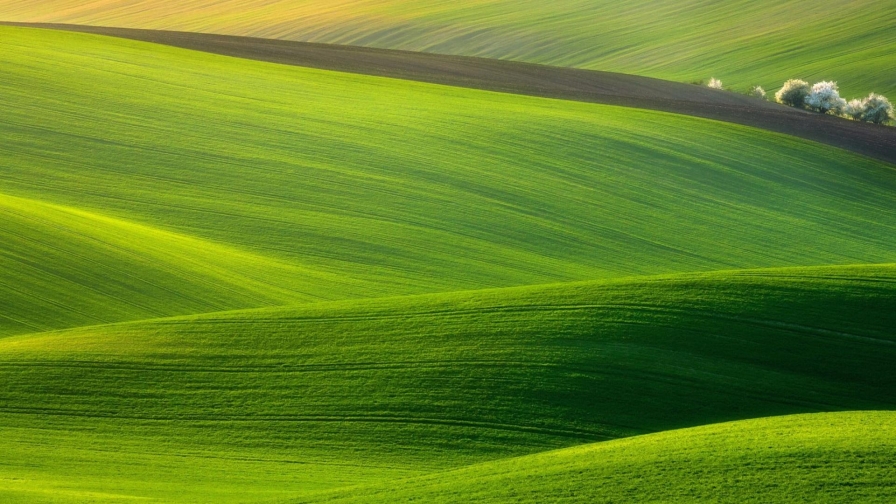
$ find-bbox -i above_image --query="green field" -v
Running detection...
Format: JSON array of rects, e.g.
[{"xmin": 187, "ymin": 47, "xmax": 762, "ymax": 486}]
[
  {"xmin": 2, "ymin": 264, "xmax": 895, "ymax": 502},
  {"xmin": 3, "ymin": 26, "xmax": 896, "ymax": 335},
  {"xmin": 1, "ymin": 25, "xmax": 894, "ymax": 503},
  {"xmin": 1, "ymin": 0, "xmax": 894, "ymax": 96},
  {"xmin": 0, "ymin": 192, "xmax": 330, "ymax": 336},
  {"xmin": 307, "ymin": 411, "xmax": 896, "ymax": 503}
]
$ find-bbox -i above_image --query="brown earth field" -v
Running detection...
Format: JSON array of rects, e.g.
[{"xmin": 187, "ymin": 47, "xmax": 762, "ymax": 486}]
[{"xmin": 6, "ymin": 22, "xmax": 895, "ymax": 166}]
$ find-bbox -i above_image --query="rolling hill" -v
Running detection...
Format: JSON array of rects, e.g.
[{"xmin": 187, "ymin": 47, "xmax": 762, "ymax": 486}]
[
  {"xmin": 1, "ymin": 264, "xmax": 895, "ymax": 501},
  {"xmin": 0, "ymin": 22, "xmax": 894, "ymax": 504},
  {"xmin": 3, "ymin": 26, "xmax": 896, "ymax": 336},
  {"xmin": 0, "ymin": 0, "xmax": 893, "ymax": 97},
  {"xmin": 0, "ymin": 191, "xmax": 359, "ymax": 337},
  {"xmin": 6, "ymin": 24, "xmax": 894, "ymax": 165},
  {"xmin": 302, "ymin": 411, "xmax": 896, "ymax": 503}
]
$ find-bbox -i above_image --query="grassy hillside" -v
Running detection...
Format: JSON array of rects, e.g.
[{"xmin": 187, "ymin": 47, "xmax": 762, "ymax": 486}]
[
  {"xmin": 1, "ymin": 264, "xmax": 895, "ymax": 501},
  {"xmin": 3, "ymin": 26, "xmax": 896, "ymax": 336},
  {"xmin": 304, "ymin": 411, "xmax": 896, "ymax": 503},
  {"xmin": 0, "ymin": 192, "xmax": 368, "ymax": 337},
  {"xmin": 1, "ymin": 1, "xmax": 893, "ymax": 97},
  {"xmin": 1, "ymin": 24, "xmax": 894, "ymax": 503}
]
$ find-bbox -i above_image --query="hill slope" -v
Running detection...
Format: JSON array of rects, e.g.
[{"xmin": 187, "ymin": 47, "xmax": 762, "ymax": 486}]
[
  {"xmin": 1, "ymin": 23, "xmax": 895, "ymax": 504},
  {"xmin": 0, "ymin": 192, "xmax": 367, "ymax": 337},
  {"xmin": 3, "ymin": 27, "xmax": 896, "ymax": 336},
  {"xmin": 7, "ymin": 24, "xmax": 894, "ymax": 165},
  {"xmin": 303, "ymin": 411, "xmax": 896, "ymax": 503},
  {"xmin": 1, "ymin": 264, "xmax": 895, "ymax": 501},
  {"xmin": 0, "ymin": 0, "xmax": 892, "ymax": 96}
]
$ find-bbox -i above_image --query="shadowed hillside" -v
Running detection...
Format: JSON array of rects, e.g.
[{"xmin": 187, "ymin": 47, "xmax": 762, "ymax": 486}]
[
  {"xmin": 301, "ymin": 411, "xmax": 896, "ymax": 503},
  {"xmin": 1, "ymin": 264, "xmax": 895, "ymax": 501}
]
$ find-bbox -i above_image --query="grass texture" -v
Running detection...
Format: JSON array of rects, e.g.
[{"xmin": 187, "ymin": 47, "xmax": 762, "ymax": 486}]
[
  {"xmin": 1, "ymin": 26, "xmax": 895, "ymax": 503},
  {"xmin": 3, "ymin": 27, "xmax": 896, "ymax": 335},
  {"xmin": 304, "ymin": 411, "xmax": 896, "ymax": 503},
  {"xmin": 0, "ymin": 192, "xmax": 337, "ymax": 337},
  {"xmin": 0, "ymin": 0, "xmax": 894, "ymax": 96},
  {"xmin": 1, "ymin": 264, "xmax": 895, "ymax": 501}
]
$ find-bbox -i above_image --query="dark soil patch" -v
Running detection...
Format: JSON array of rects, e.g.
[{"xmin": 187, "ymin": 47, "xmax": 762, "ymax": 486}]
[{"xmin": 5, "ymin": 22, "xmax": 895, "ymax": 165}]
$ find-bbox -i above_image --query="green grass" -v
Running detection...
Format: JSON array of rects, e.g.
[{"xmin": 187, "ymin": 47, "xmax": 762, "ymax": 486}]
[
  {"xmin": 1, "ymin": 264, "xmax": 894, "ymax": 501},
  {"xmin": 1, "ymin": 26, "xmax": 895, "ymax": 503},
  {"xmin": 303, "ymin": 411, "xmax": 896, "ymax": 503},
  {"xmin": 1, "ymin": 0, "xmax": 894, "ymax": 96},
  {"xmin": 0, "ymin": 192, "xmax": 350, "ymax": 337},
  {"xmin": 2, "ymin": 26, "xmax": 896, "ymax": 334}
]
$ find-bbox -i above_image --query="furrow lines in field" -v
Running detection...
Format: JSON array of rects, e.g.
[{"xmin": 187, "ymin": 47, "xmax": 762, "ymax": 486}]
[
  {"xmin": 0, "ymin": 277, "xmax": 119, "ymax": 327},
  {"xmin": 0, "ymin": 359, "xmax": 562, "ymax": 373},
  {"xmin": 6, "ymin": 23, "xmax": 894, "ymax": 164},
  {"xmin": 149, "ymin": 302, "xmax": 889, "ymax": 344},
  {"xmin": 0, "ymin": 409, "xmax": 607, "ymax": 439},
  {"xmin": 0, "ymin": 226, "xmax": 213, "ymax": 316}
]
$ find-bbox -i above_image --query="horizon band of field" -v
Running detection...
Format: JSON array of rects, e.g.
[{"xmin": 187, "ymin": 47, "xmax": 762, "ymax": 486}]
[{"xmin": 4, "ymin": 22, "xmax": 895, "ymax": 166}]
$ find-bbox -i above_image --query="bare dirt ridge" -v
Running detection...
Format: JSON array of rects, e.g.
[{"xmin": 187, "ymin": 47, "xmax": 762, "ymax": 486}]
[{"xmin": 6, "ymin": 22, "xmax": 895, "ymax": 166}]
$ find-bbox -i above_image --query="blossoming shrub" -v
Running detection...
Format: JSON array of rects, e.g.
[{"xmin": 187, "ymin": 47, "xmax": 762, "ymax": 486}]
[
  {"xmin": 860, "ymin": 94, "xmax": 894, "ymax": 124},
  {"xmin": 843, "ymin": 99, "xmax": 865, "ymax": 120},
  {"xmin": 775, "ymin": 79, "xmax": 810, "ymax": 108},
  {"xmin": 749, "ymin": 86, "xmax": 767, "ymax": 99},
  {"xmin": 804, "ymin": 81, "xmax": 846, "ymax": 115}
]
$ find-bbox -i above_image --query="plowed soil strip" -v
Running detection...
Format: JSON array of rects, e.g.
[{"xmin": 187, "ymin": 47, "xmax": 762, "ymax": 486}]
[{"xmin": 5, "ymin": 22, "xmax": 896, "ymax": 165}]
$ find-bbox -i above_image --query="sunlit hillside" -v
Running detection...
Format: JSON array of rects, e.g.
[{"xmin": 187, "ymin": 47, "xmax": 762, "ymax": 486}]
[{"xmin": 1, "ymin": 0, "xmax": 894, "ymax": 96}]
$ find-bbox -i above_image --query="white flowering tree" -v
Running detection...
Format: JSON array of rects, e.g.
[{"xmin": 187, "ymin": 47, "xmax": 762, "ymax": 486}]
[
  {"xmin": 775, "ymin": 79, "xmax": 810, "ymax": 108},
  {"xmin": 843, "ymin": 99, "xmax": 865, "ymax": 120},
  {"xmin": 708, "ymin": 78, "xmax": 723, "ymax": 90},
  {"xmin": 804, "ymin": 81, "xmax": 847, "ymax": 115},
  {"xmin": 749, "ymin": 86, "xmax": 766, "ymax": 99},
  {"xmin": 860, "ymin": 94, "xmax": 894, "ymax": 124}
]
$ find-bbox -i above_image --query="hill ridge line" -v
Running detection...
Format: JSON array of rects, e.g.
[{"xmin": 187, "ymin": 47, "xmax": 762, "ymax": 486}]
[
  {"xmin": 3, "ymin": 22, "xmax": 895, "ymax": 166},
  {"xmin": 0, "ymin": 190, "xmax": 331, "ymax": 289},
  {"xmin": 3, "ymin": 262, "xmax": 892, "ymax": 341},
  {"xmin": 294, "ymin": 411, "xmax": 896, "ymax": 503},
  {"xmin": 0, "ymin": 190, "xmax": 372, "ymax": 335}
]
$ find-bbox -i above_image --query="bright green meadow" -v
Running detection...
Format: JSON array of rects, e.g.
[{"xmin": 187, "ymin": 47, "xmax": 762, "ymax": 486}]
[
  {"xmin": 3, "ymin": 27, "xmax": 896, "ymax": 334},
  {"xmin": 0, "ymin": 25, "xmax": 894, "ymax": 503}
]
